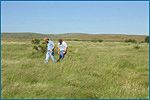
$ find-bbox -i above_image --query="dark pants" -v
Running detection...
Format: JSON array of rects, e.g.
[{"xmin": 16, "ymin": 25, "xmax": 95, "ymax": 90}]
[{"xmin": 59, "ymin": 50, "xmax": 67, "ymax": 59}]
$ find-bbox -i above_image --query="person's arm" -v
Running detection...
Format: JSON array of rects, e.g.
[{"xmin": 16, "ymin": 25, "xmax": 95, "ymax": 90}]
[
  {"xmin": 48, "ymin": 42, "xmax": 54, "ymax": 52},
  {"xmin": 51, "ymin": 41, "xmax": 55, "ymax": 51},
  {"xmin": 63, "ymin": 42, "xmax": 68, "ymax": 53},
  {"xmin": 47, "ymin": 43, "xmax": 51, "ymax": 52},
  {"xmin": 64, "ymin": 47, "xmax": 68, "ymax": 53}
]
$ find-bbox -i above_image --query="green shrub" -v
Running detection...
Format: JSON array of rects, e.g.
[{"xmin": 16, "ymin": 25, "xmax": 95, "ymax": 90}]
[
  {"xmin": 33, "ymin": 45, "xmax": 39, "ymax": 51},
  {"xmin": 145, "ymin": 36, "xmax": 149, "ymax": 43},
  {"xmin": 134, "ymin": 45, "xmax": 140, "ymax": 49},
  {"xmin": 140, "ymin": 41, "xmax": 145, "ymax": 43},
  {"xmin": 98, "ymin": 40, "xmax": 103, "ymax": 42},
  {"xmin": 38, "ymin": 43, "xmax": 47, "ymax": 53},
  {"xmin": 31, "ymin": 38, "xmax": 47, "ymax": 54},
  {"xmin": 91, "ymin": 39, "xmax": 103, "ymax": 42},
  {"xmin": 31, "ymin": 38, "xmax": 40, "ymax": 45},
  {"xmin": 125, "ymin": 39, "xmax": 136, "ymax": 43}
]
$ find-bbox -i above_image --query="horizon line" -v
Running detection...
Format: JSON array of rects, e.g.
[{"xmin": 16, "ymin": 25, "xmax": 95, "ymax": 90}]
[{"xmin": 1, "ymin": 32, "xmax": 149, "ymax": 36}]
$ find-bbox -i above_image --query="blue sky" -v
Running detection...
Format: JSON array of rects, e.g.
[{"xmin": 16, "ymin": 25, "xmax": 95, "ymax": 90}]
[{"xmin": 1, "ymin": 1, "xmax": 149, "ymax": 35}]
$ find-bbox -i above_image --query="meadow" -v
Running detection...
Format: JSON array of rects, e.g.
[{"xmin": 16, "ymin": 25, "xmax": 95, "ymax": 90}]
[{"xmin": 2, "ymin": 37, "xmax": 149, "ymax": 99}]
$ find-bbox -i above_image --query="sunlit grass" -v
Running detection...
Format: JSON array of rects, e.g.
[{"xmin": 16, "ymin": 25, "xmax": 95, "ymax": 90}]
[{"xmin": 2, "ymin": 41, "xmax": 149, "ymax": 98}]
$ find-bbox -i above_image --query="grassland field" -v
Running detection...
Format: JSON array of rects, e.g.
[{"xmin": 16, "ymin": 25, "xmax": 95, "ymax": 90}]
[{"xmin": 2, "ymin": 38, "xmax": 149, "ymax": 98}]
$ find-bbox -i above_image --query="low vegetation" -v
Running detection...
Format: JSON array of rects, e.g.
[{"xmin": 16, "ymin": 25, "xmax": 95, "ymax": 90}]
[
  {"xmin": 2, "ymin": 33, "xmax": 147, "ymax": 42},
  {"xmin": 133, "ymin": 44, "xmax": 140, "ymax": 49},
  {"xmin": 124, "ymin": 39, "xmax": 136, "ymax": 43},
  {"xmin": 2, "ymin": 39, "xmax": 148, "ymax": 99},
  {"xmin": 145, "ymin": 36, "xmax": 149, "ymax": 43},
  {"xmin": 91, "ymin": 39, "xmax": 103, "ymax": 43},
  {"xmin": 32, "ymin": 38, "xmax": 47, "ymax": 54}
]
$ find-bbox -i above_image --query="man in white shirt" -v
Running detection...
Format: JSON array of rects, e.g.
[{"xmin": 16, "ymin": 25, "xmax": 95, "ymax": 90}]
[
  {"xmin": 44, "ymin": 37, "xmax": 56, "ymax": 63},
  {"xmin": 57, "ymin": 39, "xmax": 68, "ymax": 62}
]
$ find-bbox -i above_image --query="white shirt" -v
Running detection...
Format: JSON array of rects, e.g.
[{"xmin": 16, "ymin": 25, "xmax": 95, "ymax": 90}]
[
  {"xmin": 58, "ymin": 41, "xmax": 67, "ymax": 51},
  {"xmin": 47, "ymin": 40, "xmax": 54, "ymax": 50}
]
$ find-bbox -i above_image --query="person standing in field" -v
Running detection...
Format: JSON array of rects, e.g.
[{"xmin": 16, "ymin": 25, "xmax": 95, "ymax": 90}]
[
  {"xmin": 44, "ymin": 37, "xmax": 56, "ymax": 63},
  {"xmin": 57, "ymin": 39, "xmax": 68, "ymax": 62}
]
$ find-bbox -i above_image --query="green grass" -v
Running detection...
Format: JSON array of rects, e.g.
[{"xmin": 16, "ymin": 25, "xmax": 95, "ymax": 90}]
[{"xmin": 2, "ymin": 41, "xmax": 149, "ymax": 99}]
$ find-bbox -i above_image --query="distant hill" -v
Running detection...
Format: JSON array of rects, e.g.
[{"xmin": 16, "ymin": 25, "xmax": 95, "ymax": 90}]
[
  {"xmin": 2, "ymin": 32, "xmax": 56, "ymax": 39},
  {"xmin": 2, "ymin": 32, "xmax": 147, "ymax": 42}
]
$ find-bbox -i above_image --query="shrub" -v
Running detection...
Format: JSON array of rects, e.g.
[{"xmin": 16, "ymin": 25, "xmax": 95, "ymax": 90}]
[
  {"xmin": 31, "ymin": 38, "xmax": 40, "ymax": 45},
  {"xmin": 133, "ymin": 45, "xmax": 140, "ymax": 49},
  {"xmin": 33, "ymin": 45, "xmax": 39, "ymax": 51},
  {"xmin": 140, "ymin": 41, "xmax": 145, "ymax": 43},
  {"xmin": 38, "ymin": 43, "xmax": 47, "ymax": 53},
  {"xmin": 31, "ymin": 38, "xmax": 47, "ymax": 54},
  {"xmin": 125, "ymin": 39, "xmax": 136, "ymax": 43},
  {"xmin": 91, "ymin": 39, "xmax": 103, "ymax": 42},
  {"xmin": 145, "ymin": 36, "xmax": 149, "ymax": 43},
  {"xmin": 73, "ymin": 39, "xmax": 80, "ymax": 41},
  {"xmin": 98, "ymin": 40, "xmax": 103, "ymax": 42}
]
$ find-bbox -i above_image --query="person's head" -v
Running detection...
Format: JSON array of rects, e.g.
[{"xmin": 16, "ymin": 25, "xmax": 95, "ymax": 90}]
[
  {"xmin": 44, "ymin": 37, "xmax": 49, "ymax": 43},
  {"xmin": 58, "ymin": 39, "xmax": 63, "ymax": 44}
]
